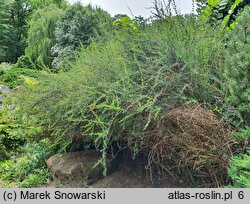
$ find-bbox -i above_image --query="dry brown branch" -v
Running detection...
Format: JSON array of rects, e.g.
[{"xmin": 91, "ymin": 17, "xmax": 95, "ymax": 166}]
[{"xmin": 143, "ymin": 106, "xmax": 236, "ymax": 187}]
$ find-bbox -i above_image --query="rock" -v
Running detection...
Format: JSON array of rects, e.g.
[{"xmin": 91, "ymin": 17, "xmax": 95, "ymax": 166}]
[
  {"xmin": 0, "ymin": 104, "xmax": 15, "ymax": 112},
  {"xmin": 0, "ymin": 95, "xmax": 5, "ymax": 111},
  {"xmin": 0, "ymin": 84, "xmax": 16, "ymax": 112},
  {"xmin": 0, "ymin": 95, "xmax": 4, "ymax": 103},
  {"xmin": 46, "ymin": 151, "xmax": 182, "ymax": 188},
  {"xmin": 0, "ymin": 85, "xmax": 10, "ymax": 94},
  {"xmin": 46, "ymin": 150, "xmax": 109, "ymax": 187},
  {"xmin": 12, "ymin": 86, "xmax": 27, "ymax": 93},
  {"xmin": 0, "ymin": 84, "xmax": 10, "ymax": 107}
]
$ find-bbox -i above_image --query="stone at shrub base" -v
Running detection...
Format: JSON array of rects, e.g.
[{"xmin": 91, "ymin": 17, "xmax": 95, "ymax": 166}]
[
  {"xmin": 0, "ymin": 85, "xmax": 10, "ymax": 94},
  {"xmin": 0, "ymin": 84, "xmax": 11, "ymax": 111},
  {"xmin": 46, "ymin": 150, "xmax": 107, "ymax": 187}
]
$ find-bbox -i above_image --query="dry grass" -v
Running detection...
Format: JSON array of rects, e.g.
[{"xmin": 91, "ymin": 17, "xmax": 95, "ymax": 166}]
[{"xmin": 144, "ymin": 106, "xmax": 236, "ymax": 187}]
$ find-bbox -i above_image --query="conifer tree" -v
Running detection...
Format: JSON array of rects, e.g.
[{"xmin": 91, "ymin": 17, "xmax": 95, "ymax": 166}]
[{"xmin": 224, "ymin": 6, "xmax": 250, "ymax": 124}]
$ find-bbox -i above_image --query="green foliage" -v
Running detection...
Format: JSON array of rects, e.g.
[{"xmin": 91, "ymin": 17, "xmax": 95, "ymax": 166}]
[
  {"xmin": 227, "ymin": 126, "xmax": 250, "ymax": 188},
  {"xmin": 29, "ymin": 0, "xmax": 67, "ymax": 9},
  {"xmin": 113, "ymin": 17, "xmax": 139, "ymax": 33},
  {"xmin": 0, "ymin": 0, "xmax": 67, "ymax": 64},
  {"xmin": 21, "ymin": 139, "xmax": 56, "ymax": 168},
  {"xmin": 0, "ymin": 109, "xmax": 26, "ymax": 160},
  {"xmin": 208, "ymin": 0, "xmax": 221, "ymax": 6},
  {"xmin": 224, "ymin": 7, "xmax": 250, "ymax": 124},
  {"xmin": 51, "ymin": 3, "xmax": 112, "ymax": 70},
  {"xmin": 228, "ymin": 150, "xmax": 250, "ymax": 187},
  {"xmin": 16, "ymin": 16, "xmax": 226, "ymax": 175},
  {"xmin": 200, "ymin": 0, "xmax": 250, "ymax": 30},
  {"xmin": 0, "ymin": 156, "xmax": 30, "ymax": 181},
  {"xmin": 112, "ymin": 14, "xmax": 129, "ymax": 21},
  {"xmin": 0, "ymin": 157, "xmax": 50, "ymax": 187},
  {"xmin": 0, "ymin": 105, "xmax": 44, "ymax": 160},
  {"xmin": 196, "ymin": 0, "xmax": 208, "ymax": 14},
  {"xmin": 0, "ymin": 0, "xmax": 13, "ymax": 62},
  {"xmin": 234, "ymin": 126, "xmax": 250, "ymax": 141},
  {"xmin": 25, "ymin": 5, "xmax": 65, "ymax": 69},
  {"xmin": 0, "ymin": 139, "xmax": 54, "ymax": 187},
  {"xmin": 16, "ymin": 55, "xmax": 35, "ymax": 69},
  {"xmin": 0, "ymin": 63, "xmax": 44, "ymax": 88},
  {"xmin": 19, "ymin": 168, "xmax": 50, "ymax": 187},
  {"xmin": 0, "ymin": 0, "xmax": 31, "ymax": 63}
]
